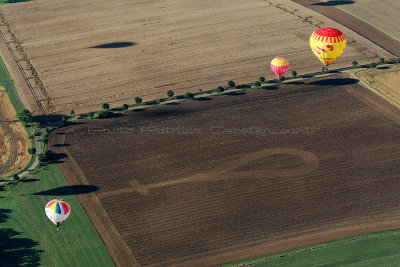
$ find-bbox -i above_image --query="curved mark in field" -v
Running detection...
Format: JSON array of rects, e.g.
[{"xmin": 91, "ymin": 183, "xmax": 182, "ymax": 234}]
[{"xmin": 98, "ymin": 148, "xmax": 319, "ymax": 198}]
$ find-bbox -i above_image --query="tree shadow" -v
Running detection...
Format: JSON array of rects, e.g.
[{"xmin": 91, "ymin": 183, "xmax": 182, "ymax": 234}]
[
  {"xmin": 90, "ymin": 42, "xmax": 136, "ymax": 49},
  {"xmin": 0, "ymin": 208, "xmax": 43, "ymax": 266},
  {"xmin": 194, "ymin": 97, "xmax": 212, "ymax": 101},
  {"xmin": 52, "ymin": 144, "xmax": 70, "ymax": 147},
  {"xmin": 20, "ymin": 178, "xmax": 39, "ymax": 183},
  {"xmin": 33, "ymin": 114, "xmax": 65, "ymax": 124},
  {"xmin": 32, "ymin": 185, "xmax": 99, "ymax": 196},
  {"xmin": 132, "ymin": 108, "xmax": 146, "ymax": 112},
  {"xmin": 286, "ymin": 81, "xmax": 304, "ymax": 85},
  {"xmin": 223, "ymin": 91, "xmax": 246, "ymax": 96},
  {"xmin": 308, "ymin": 78, "xmax": 359, "ymax": 86},
  {"xmin": 377, "ymin": 66, "xmax": 390, "ymax": 70},
  {"xmin": 236, "ymin": 84, "xmax": 251, "ymax": 89},
  {"xmin": 263, "ymin": 86, "xmax": 279, "ymax": 90},
  {"xmin": 164, "ymin": 102, "xmax": 180, "ymax": 105},
  {"xmin": 312, "ymin": 0, "xmax": 355, "ymax": 6}
]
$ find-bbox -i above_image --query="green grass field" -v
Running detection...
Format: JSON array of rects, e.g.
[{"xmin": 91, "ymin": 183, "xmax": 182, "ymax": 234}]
[
  {"xmin": 0, "ymin": 58, "xmax": 24, "ymax": 111},
  {"xmin": 225, "ymin": 231, "xmax": 400, "ymax": 266},
  {"xmin": 0, "ymin": 164, "xmax": 115, "ymax": 266}
]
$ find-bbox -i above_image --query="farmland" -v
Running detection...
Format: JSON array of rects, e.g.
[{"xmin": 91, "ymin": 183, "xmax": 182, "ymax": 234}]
[
  {"xmin": 50, "ymin": 76, "xmax": 400, "ymax": 266},
  {"xmin": 334, "ymin": 0, "xmax": 400, "ymax": 41},
  {"xmin": 0, "ymin": 0, "xmax": 391, "ymax": 115},
  {"xmin": 357, "ymin": 64, "xmax": 400, "ymax": 106}
]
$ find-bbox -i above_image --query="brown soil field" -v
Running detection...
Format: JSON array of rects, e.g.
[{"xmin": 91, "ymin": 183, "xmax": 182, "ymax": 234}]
[
  {"xmin": 357, "ymin": 65, "xmax": 400, "ymax": 105},
  {"xmin": 0, "ymin": 0, "xmax": 391, "ymax": 115},
  {"xmin": 50, "ymin": 75, "xmax": 400, "ymax": 266},
  {"xmin": 0, "ymin": 87, "xmax": 30, "ymax": 176}
]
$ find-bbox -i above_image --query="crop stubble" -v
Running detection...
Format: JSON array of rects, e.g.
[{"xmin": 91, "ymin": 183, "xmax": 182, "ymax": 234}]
[
  {"xmin": 50, "ymin": 76, "xmax": 400, "ymax": 266},
  {"xmin": 0, "ymin": 0, "xmax": 387, "ymax": 114}
]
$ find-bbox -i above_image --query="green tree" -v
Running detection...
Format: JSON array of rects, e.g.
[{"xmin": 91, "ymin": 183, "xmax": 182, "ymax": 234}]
[
  {"xmin": 253, "ymin": 81, "xmax": 261, "ymax": 87},
  {"xmin": 216, "ymin": 86, "xmax": 225, "ymax": 93},
  {"xmin": 167, "ymin": 90, "xmax": 174, "ymax": 98},
  {"xmin": 39, "ymin": 149, "xmax": 55, "ymax": 164},
  {"xmin": 370, "ymin": 62, "xmax": 377, "ymax": 68},
  {"xmin": 13, "ymin": 174, "xmax": 19, "ymax": 180},
  {"xmin": 122, "ymin": 104, "xmax": 129, "ymax": 110},
  {"xmin": 16, "ymin": 109, "xmax": 33, "ymax": 125},
  {"xmin": 352, "ymin": 61, "xmax": 358, "ymax": 68},
  {"xmin": 379, "ymin": 57, "xmax": 385, "ymax": 64},
  {"xmin": 87, "ymin": 112, "xmax": 95, "ymax": 118},
  {"xmin": 321, "ymin": 66, "xmax": 327, "ymax": 72},
  {"xmin": 227, "ymin": 80, "xmax": 235, "ymax": 88},
  {"xmin": 259, "ymin": 76, "xmax": 265, "ymax": 82},
  {"xmin": 28, "ymin": 148, "xmax": 36, "ymax": 154},
  {"xmin": 98, "ymin": 110, "xmax": 114, "ymax": 119},
  {"xmin": 134, "ymin": 97, "xmax": 142, "ymax": 104},
  {"xmin": 397, "ymin": 57, "xmax": 400, "ymax": 64},
  {"xmin": 292, "ymin": 70, "xmax": 297, "ymax": 77},
  {"xmin": 70, "ymin": 110, "xmax": 75, "ymax": 115},
  {"xmin": 184, "ymin": 92, "xmax": 194, "ymax": 99},
  {"xmin": 102, "ymin": 103, "xmax": 110, "ymax": 110},
  {"xmin": 278, "ymin": 76, "xmax": 286, "ymax": 83}
]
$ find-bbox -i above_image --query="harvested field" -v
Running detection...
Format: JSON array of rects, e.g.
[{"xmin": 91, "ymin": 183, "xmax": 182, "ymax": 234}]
[
  {"xmin": 0, "ymin": 0, "xmax": 389, "ymax": 115},
  {"xmin": 0, "ymin": 87, "xmax": 30, "ymax": 176},
  {"xmin": 50, "ymin": 75, "xmax": 400, "ymax": 266},
  {"xmin": 357, "ymin": 65, "xmax": 400, "ymax": 105},
  {"xmin": 333, "ymin": 0, "xmax": 400, "ymax": 41},
  {"xmin": 292, "ymin": 0, "xmax": 400, "ymax": 56}
]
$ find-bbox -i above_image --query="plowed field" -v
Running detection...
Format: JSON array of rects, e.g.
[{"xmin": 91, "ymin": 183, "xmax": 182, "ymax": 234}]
[{"xmin": 50, "ymin": 76, "xmax": 400, "ymax": 266}]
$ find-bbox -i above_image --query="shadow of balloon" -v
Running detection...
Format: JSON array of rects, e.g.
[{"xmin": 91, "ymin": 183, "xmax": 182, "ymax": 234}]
[
  {"xmin": 308, "ymin": 78, "xmax": 359, "ymax": 86},
  {"xmin": 312, "ymin": 0, "xmax": 354, "ymax": 6},
  {"xmin": 90, "ymin": 42, "xmax": 136, "ymax": 48},
  {"xmin": 32, "ymin": 185, "xmax": 99, "ymax": 196}
]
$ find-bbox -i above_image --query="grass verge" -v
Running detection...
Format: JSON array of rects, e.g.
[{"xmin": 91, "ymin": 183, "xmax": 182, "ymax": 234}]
[
  {"xmin": 225, "ymin": 230, "xmax": 400, "ymax": 266},
  {"xmin": 0, "ymin": 164, "xmax": 115, "ymax": 266},
  {"xmin": 0, "ymin": 57, "xmax": 24, "ymax": 111}
]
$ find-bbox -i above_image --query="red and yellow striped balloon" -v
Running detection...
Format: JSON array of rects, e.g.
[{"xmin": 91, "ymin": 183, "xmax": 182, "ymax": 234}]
[
  {"xmin": 271, "ymin": 57, "xmax": 290, "ymax": 77},
  {"xmin": 310, "ymin": 27, "xmax": 346, "ymax": 66}
]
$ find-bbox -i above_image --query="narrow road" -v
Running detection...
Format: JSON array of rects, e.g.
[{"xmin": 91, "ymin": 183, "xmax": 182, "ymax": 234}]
[{"xmin": 291, "ymin": 0, "xmax": 400, "ymax": 56}]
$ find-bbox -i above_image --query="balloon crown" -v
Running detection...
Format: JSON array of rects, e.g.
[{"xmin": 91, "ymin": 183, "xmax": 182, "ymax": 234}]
[{"xmin": 314, "ymin": 27, "xmax": 344, "ymax": 37}]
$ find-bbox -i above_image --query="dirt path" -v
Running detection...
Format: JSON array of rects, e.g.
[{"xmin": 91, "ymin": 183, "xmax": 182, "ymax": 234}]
[
  {"xmin": 291, "ymin": 0, "xmax": 400, "ymax": 56},
  {"xmin": 0, "ymin": 88, "xmax": 30, "ymax": 176}
]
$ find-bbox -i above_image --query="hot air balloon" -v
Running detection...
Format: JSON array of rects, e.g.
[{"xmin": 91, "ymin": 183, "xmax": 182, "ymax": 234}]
[
  {"xmin": 310, "ymin": 27, "xmax": 346, "ymax": 67},
  {"xmin": 271, "ymin": 57, "xmax": 290, "ymax": 77},
  {"xmin": 45, "ymin": 199, "xmax": 71, "ymax": 230}
]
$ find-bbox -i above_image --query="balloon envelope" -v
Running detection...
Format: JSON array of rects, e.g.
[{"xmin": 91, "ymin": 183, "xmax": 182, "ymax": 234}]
[
  {"xmin": 45, "ymin": 199, "xmax": 71, "ymax": 228},
  {"xmin": 271, "ymin": 57, "xmax": 290, "ymax": 77},
  {"xmin": 310, "ymin": 27, "xmax": 346, "ymax": 66}
]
